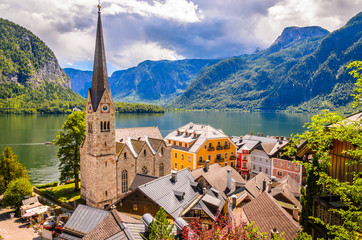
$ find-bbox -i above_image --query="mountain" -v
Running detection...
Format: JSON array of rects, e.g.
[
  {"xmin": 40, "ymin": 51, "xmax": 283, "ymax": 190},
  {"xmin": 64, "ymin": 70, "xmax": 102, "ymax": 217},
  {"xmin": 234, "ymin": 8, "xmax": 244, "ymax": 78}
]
[
  {"xmin": 64, "ymin": 68, "xmax": 93, "ymax": 98},
  {"xmin": 170, "ymin": 12, "xmax": 362, "ymax": 111},
  {"xmin": 0, "ymin": 18, "xmax": 84, "ymax": 113}
]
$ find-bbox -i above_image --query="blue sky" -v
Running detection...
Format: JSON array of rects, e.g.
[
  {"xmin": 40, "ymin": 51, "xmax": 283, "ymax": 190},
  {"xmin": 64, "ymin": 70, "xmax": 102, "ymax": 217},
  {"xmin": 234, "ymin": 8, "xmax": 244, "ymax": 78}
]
[{"xmin": 1, "ymin": 0, "xmax": 361, "ymax": 74}]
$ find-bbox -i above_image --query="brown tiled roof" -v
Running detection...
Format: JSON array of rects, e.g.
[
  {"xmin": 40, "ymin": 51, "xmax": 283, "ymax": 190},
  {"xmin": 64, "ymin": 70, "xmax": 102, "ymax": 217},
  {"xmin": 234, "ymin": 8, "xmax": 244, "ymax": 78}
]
[
  {"xmin": 191, "ymin": 163, "xmax": 222, "ymax": 180},
  {"xmin": 201, "ymin": 166, "xmax": 246, "ymax": 199},
  {"xmin": 147, "ymin": 137, "xmax": 164, "ymax": 151},
  {"xmin": 243, "ymin": 192, "xmax": 299, "ymax": 240},
  {"xmin": 276, "ymin": 175, "xmax": 301, "ymax": 197},
  {"xmin": 244, "ymin": 172, "xmax": 270, "ymax": 198},
  {"xmin": 116, "ymin": 142, "xmax": 125, "ymax": 156},
  {"xmin": 115, "ymin": 126, "xmax": 162, "ymax": 142},
  {"xmin": 130, "ymin": 139, "xmax": 145, "ymax": 155},
  {"xmin": 261, "ymin": 142, "xmax": 276, "ymax": 155}
]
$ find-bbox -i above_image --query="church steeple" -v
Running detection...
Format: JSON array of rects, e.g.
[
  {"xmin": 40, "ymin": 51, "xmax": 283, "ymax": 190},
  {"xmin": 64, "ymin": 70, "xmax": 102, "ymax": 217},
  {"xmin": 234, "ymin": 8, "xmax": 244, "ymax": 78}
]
[{"xmin": 90, "ymin": 2, "xmax": 112, "ymax": 111}]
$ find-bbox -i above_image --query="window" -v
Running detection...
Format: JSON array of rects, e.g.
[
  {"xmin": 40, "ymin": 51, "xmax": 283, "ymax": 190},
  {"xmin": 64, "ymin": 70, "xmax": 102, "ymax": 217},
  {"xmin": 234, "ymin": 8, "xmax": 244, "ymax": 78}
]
[
  {"xmin": 159, "ymin": 163, "xmax": 164, "ymax": 177},
  {"xmin": 274, "ymin": 160, "xmax": 278, "ymax": 166},
  {"xmin": 142, "ymin": 166, "xmax": 148, "ymax": 174},
  {"xmin": 259, "ymin": 166, "xmax": 262, "ymax": 172},
  {"xmin": 252, "ymin": 165, "xmax": 255, "ymax": 170},
  {"xmin": 104, "ymin": 121, "xmax": 107, "ymax": 130},
  {"xmin": 100, "ymin": 122, "xmax": 103, "ymax": 131},
  {"xmin": 133, "ymin": 204, "xmax": 138, "ymax": 211},
  {"xmin": 225, "ymin": 141, "xmax": 227, "ymax": 146},
  {"xmin": 105, "ymin": 162, "xmax": 107, "ymax": 167},
  {"xmin": 122, "ymin": 170, "xmax": 128, "ymax": 193},
  {"xmin": 277, "ymin": 171, "xmax": 283, "ymax": 176},
  {"xmin": 243, "ymin": 162, "xmax": 247, "ymax": 168},
  {"xmin": 225, "ymin": 153, "xmax": 228, "ymax": 159},
  {"xmin": 281, "ymin": 162, "xmax": 285, "ymax": 167},
  {"xmin": 161, "ymin": 147, "xmax": 164, "ymax": 155},
  {"xmin": 175, "ymin": 163, "xmax": 178, "ymax": 170},
  {"xmin": 181, "ymin": 154, "xmax": 184, "ymax": 160},
  {"xmin": 124, "ymin": 152, "xmax": 127, "ymax": 159},
  {"xmin": 225, "ymin": 163, "xmax": 227, "ymax": 166},
  {"xmin": 231, "ymin": 162, "xmax": 234, "ymax": 167},
  {"xmin": 265, "ymin": 168, "xmax": 268, "ymax": 174},
  {"xmin": 144, "ymin": 149, "xmax": 146, "ymax": 156},
  {"xmin": 199, "ymin": 156, "xmax": 203, "ymax": 162},
  {"xmin": 175, "ymin": 152, "xmax": 178, "ymax": 158},
  {"xmin": 208, "ymin": 155, "xmax": 211, "ymax": 160},
  {"xmin": 107, "ymin": 121, "xmax": 110, "ymax": 130},
  {"xmin": 287, "ymin": 162, "xmax": 291, "ymax": 169},
  {"xmin": 294, "ymin": 164, "xmax": 299, "ymax": 171},
  {"xmin": 105, "ymin": 190, "xmax": 108, "ymax": 197},
  {"xmin": 253, "ymin": 156, "xmax": 255, "ymax": 160},
  {"xmin": 209, "ymin": 143, "xmax": 212, "ymax": 148},
  {"xmin": 231, "ymin": 152, "xmax": 234, "ymax": 157},
  {"xmin": 204, "ymin": 145, "xmax": 207, "ymax": 149},
  {"xmin": 179, "ymin": 142, "xmax": 182, "ymax": 146},
  {"xmin": 295, "ymin": 175, "xmax": 299, "ymax": 182},
  {"xmin": 181, "ymin": 164, "xmax": 184, "ymax": 169},
  {"xmin": 266, "ymin": 159, "xmax": 268, "ymax": 163},
  {"xmin": 188, "ymin": 156, "xmax": 191, "ymax": 162},
  {"xmin": 217, "ymin": 142, "xmax": 221, "ymax": 147}
]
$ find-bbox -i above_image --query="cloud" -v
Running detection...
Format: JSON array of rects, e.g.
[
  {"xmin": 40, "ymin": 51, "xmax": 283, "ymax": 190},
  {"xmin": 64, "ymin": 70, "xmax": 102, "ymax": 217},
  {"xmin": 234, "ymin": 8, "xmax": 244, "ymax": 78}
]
[
  {"xmin": 0, "ymin": 0, "xmax": 361, "ymax": 71},
  {"xmin": 103, "ymin": 0, "xmax": 203, "ymax": 23}
]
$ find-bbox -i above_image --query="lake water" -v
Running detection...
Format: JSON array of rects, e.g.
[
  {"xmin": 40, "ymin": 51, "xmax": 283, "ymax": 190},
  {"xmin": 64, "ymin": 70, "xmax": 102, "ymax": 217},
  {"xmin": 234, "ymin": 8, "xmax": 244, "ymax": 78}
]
[{"xmin": 0, "ymin": 111, "xmax": 314, "ymax": 184}]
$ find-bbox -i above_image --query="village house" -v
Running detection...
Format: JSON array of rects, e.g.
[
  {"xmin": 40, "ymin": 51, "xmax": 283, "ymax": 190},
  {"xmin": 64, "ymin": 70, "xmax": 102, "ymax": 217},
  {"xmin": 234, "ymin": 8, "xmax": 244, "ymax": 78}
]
[
  {"xmin": 165, "ymin": 123, "xmax": 237, "ymax": 171},
  {"xmin": 114, "ymin": 169, "xmax": 227, "ymax": 228},
  {"xmin": 79, "ymin": 4, "xmax": 170, "ymax": 210}
]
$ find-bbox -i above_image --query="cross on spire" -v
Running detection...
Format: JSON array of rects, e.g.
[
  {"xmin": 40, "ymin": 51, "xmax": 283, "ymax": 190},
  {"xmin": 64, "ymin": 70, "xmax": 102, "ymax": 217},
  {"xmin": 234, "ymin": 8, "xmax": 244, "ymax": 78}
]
[{"xmin": 98, "ymin": 0, "xmax": 101, "ymax": 12}]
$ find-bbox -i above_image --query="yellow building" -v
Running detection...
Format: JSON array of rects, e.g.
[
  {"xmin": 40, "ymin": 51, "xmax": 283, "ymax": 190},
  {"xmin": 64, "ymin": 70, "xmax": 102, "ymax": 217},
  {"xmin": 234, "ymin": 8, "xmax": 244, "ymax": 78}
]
[{"xmin": 165, "ymin": 123, "xmax": 237, "ymax": 171}]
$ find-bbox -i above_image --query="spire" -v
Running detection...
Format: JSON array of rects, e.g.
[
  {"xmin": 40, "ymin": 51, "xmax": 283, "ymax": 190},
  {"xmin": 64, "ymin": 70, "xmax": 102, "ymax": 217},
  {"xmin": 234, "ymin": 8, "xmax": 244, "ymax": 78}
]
[{"xmin": 90, "ymin": 2, "xmax": 112, "ymax": 111}]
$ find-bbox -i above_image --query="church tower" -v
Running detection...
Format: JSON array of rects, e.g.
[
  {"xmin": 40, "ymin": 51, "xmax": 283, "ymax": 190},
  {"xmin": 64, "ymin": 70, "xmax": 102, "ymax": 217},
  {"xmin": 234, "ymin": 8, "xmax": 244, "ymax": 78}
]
[{"xmin": 80, "ymin": 3, "xmax": 117, "ymax": 209}]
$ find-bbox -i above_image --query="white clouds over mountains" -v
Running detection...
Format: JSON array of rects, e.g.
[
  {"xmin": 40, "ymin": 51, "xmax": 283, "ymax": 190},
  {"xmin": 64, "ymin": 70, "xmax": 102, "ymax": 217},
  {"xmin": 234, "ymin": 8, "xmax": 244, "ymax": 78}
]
[{"xmin": 0, "ymin": 0, "xmax": 361, "ymax": 71}]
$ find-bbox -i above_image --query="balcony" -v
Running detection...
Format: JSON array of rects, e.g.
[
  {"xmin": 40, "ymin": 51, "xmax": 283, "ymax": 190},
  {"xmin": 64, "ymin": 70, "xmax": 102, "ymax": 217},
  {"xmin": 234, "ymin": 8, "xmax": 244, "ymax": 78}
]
[
  {"xmin": 215, "ymin": 157, "xmax": 224, "ymax": 162},
  {"xmin": 230, "ymin": 156, "xmax": 236, "ymax": 160},
  {"xmin": 198, "ymin": 160, "xmax": 205, "ymax": 165},
  {"xmin": 224, "ymin": 145, "xmax": 230, "ymax": 149},
  {"xmin": 216, "ymin": 146, "xmax": 224, "ymax": 150},
  {"xmin": 207, "ymin": 147, "xmax": 215, "ymax": 151}
]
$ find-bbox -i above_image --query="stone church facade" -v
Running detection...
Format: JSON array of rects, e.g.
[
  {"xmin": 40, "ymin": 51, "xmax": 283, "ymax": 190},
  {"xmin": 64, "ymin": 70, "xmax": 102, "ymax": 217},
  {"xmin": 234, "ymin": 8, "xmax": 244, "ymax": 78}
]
[{"xmin": 80, "ymin": 5, "xmax": 170, "ymax": 209}]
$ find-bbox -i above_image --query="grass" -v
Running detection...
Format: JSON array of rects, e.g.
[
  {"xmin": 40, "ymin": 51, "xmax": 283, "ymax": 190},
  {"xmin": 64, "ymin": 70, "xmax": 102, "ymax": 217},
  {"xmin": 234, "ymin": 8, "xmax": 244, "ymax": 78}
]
[{"xmin": 41, "ymin": 183, "xmax": 81, "ymax": 203}]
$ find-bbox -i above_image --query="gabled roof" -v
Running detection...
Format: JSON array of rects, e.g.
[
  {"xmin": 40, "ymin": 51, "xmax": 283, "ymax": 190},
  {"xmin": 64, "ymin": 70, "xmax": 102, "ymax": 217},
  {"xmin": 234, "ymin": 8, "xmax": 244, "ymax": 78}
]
[
  {"xmin": 237, "ymin": 140, "xmax": 260, "ymax": 153},
  {"xmin": 244, "ymin": 172, "xmax": 270, "ymax": 198},
  {"xmin": 129, "ymin": 173, "xmax": 158, "ymax": 191},
  {"xmin": 147, "ymin": 137, "xmax": 164, "ymax": 152},
  {"xmin": 136, "ymin": 169, "xmax": 199, "ymax": 219},
  {"xmin": 115, "ymin": 127, "xmax": 162, "ymax": 142},
  {"xmin": 130, "ymin": 139, "xmax": 145, "ymax": 155},
  {"xmin": 276, "ymin": 175, "xmax": 301, "ymax": 198},
  {"xmin": 165, "ymin": 122, "xmax": 232, "ymax": 153},
  {"xmin": 242, "ymin": 134, "xmax": 279, "ymax": 144},
  {"xmin": 243, "ymin": 192, "xmax": 300, "ymax": 240},
  {"xmin": 116, "ymin": 142, "xmax": 125, "ymax": 156},
  {"xmin": 191, "ymin": 163, "xmax": 222, "ymax": 180},
  {"xmin": 61, "ymin": 204, "xmax": 109, "ymax": 238},
  {"xmin": 199, "ymin": 166, "xmax": 246, "ymax": 199}
]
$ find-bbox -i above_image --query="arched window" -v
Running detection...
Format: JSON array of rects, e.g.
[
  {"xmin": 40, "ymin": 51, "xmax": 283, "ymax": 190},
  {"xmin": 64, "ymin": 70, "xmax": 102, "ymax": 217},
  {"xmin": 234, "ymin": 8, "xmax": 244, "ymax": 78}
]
[
  {"xmin": 142, "ymin": 166, "xmax": 148, "ymax": 174},
  {"xmin": 107, "ymin": 121, "xmax": 110, "ymax": 130},
  {"xmin": 122, "ymin": 170, "xmax": 128, "ymax": 193},
  {"xmin": 144, "ymin": 149, "xmax": 146, "ymax": 156},
  {"xmin": 100, "ymin": 122, "xmax": 103, "ymax": 131},
  {"xmin": 159, "ymin": 163, "xmax": 164, "ymax": 177},
  {"xmin": 161, "ymin": 147, "xmax": 164, "ymax": 155},
  {"xmin": 124, "ymin": 152, "xmax": 127, "ymax": 159},
  {"xmin": 103, "ymin": 121, "xmax": 107, "ymax": 131}
]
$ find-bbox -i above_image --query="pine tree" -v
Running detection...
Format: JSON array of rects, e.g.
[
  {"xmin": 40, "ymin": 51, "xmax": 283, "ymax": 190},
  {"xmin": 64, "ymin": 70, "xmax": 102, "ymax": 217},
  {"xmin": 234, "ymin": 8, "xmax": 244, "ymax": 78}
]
[{"xmin": 149, "ymin": 208, "xmax": 174, "ymax": 240}]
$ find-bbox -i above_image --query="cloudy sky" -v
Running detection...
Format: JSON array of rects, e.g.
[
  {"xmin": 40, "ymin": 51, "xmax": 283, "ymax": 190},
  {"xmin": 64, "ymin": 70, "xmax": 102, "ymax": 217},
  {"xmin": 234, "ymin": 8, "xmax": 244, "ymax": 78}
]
[{"xmin": 1, "ymin": 0, "xmax": 361, "ymax": 73}]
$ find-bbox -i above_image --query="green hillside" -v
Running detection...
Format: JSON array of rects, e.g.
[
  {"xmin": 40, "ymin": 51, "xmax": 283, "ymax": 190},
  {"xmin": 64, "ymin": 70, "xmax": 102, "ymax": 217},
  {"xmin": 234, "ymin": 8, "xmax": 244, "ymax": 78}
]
[
  {"xmin": 0, "ymin": 18, "xmax": 84, "ymax": 113},
  {"xmin": 169, "ymin": 12, "xmax": 362, "ymax": 112}
]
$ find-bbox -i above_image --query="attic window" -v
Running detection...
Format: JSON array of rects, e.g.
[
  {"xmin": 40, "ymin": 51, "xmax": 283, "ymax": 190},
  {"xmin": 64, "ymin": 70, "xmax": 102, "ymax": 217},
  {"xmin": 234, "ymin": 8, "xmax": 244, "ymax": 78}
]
[{"xmin": 174, "ymin": 190, "xmax": 185, "ymax": 200}]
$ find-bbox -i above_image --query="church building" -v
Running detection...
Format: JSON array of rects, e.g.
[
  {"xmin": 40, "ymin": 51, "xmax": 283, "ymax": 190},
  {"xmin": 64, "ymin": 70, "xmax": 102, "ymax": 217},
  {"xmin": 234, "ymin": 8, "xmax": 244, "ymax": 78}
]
[{"xmin": 80, "ymin": 4, "xmax": 171, "ymax": 209}]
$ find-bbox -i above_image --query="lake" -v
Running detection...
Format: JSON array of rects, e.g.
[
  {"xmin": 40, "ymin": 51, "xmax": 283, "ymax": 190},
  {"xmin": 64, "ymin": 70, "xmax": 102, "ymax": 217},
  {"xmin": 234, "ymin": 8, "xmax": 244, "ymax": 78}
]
[{"xmin": 0, "ymin": 111, "xmax": 314, "ymax": 184}]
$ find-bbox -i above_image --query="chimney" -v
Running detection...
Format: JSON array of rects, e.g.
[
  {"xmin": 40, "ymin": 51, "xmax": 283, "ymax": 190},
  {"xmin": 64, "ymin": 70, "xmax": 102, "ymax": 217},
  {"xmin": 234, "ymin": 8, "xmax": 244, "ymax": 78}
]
[
  {"xmin": 204, "ymin": 160, "xmax": 210, "ymax": 172},
  {"xmin": 142, "ymin": 213, "xmax": 154, "ymax": 232},
  {"xmin": 276, "ymin": 136, "xmax": 279, "ymax": 140},
  {"xmin": 119, "ymin": 138, "xmax": 123, "ymax": 142},
  {"xmin": 261, "ymin": 133, "xmax": 263, "ymax": 137},
  {"xmin": 137, "ymin": 136, "xmax": 141, "ymax": 140},
  {"xmin": 271, "ymin": 228, "xmax": 279, "ymax": 239},
  {"xmin": 262, "ymin": 179, "xmax": 266, "ymax": 192},
  {"xmin": 203, "ymin": 187, "xmax": 207, "ymax": 194},
  {"xmin": 257, "ymin": 133, "xmax": 260, "ymax": 137},
  {"xmin": 293, "ymin": 205, "xmax": 299, "ymax": 221},
  {"xmin": 171, "ymin": 172, "xmax": 177, "ymax": 183},
  {"xmin": 227, "ymin": 169, "xmax": 232, "ymax": 191},
  {"xmin": 280, "ymin": 136, "xmax": 284, "ymax": 141},
  {"xmin": 231, "ymin": 195, "xmax": 237, "ymax": 209},
  {"xmin": 266, "ymin": 180, "xmax": 272, "ymax": 193}
]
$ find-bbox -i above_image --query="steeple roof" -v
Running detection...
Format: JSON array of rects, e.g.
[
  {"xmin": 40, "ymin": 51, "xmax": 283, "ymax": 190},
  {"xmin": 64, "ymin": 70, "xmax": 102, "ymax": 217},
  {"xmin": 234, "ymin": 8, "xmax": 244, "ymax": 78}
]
[{"xmin": 90, "ymin": 6, "xmax": 112, "ymax": 111}]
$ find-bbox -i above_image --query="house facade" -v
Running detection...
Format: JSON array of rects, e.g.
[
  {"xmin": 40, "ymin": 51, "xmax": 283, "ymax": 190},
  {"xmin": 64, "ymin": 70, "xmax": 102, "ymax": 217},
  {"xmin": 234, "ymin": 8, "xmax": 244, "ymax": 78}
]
[
  {"xmin": 165, "ymin": 123, "xmax": 237, "ymax": 171},
  {"xmin": 272, "ymin": 157, "xmax": 303, "ymax": 184}
]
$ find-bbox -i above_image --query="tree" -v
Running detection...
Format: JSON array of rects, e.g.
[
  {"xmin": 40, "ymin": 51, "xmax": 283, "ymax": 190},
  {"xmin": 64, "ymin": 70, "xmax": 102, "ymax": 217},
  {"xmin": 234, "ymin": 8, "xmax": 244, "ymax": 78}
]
[
  {"xmin": 53, "ymin": 111, "xmax": 85, "ymax": 191},
  {"xmin": 0, "ymin": 146, "xmax": 28, "ymax": 194},
  {"xmin": 348, "ymin": 61, "xmax": 362, "ymax": 109},
  {"xmin": 148, "ymin": 208, "xmax": 174, "ymax": 240},
  {"xmin": 2, "ymin": 178, "xmax": 33, "ymax": 209},
  {"xmin": 284, "ymin": 61, "xmax": 362, "ymax": 238}
]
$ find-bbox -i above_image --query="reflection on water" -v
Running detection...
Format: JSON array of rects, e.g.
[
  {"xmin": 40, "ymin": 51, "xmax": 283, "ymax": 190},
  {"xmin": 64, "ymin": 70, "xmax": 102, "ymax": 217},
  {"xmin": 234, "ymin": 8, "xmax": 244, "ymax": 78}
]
[{"xmin": 0, "ymin": 111, "xmax": 313, "ymax": 184}]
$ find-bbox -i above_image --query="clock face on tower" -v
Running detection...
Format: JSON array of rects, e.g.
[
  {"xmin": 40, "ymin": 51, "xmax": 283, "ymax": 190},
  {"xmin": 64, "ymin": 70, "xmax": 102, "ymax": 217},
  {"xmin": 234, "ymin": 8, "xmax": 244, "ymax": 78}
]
[{"xmin": 101, "ymin": 103, "xmax": 110, "ymax": 113}]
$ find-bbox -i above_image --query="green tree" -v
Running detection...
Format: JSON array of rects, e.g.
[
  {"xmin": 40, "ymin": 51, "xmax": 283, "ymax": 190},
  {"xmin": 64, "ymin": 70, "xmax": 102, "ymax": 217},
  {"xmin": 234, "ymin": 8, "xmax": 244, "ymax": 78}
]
[
  {"xmin": 53, "ymin": 111, "xmax": 85, "ymax": 191},
  {"xmin": 149, "ymin": 208, "xmax": 174, "ymax": 240},
  {"xmin": 0, "ymin": 146, "xmax": 28, "ymax": 194},
  {"xmin": 2, "ymin": 177, "xmax": 33, "ymax": 209},
  {"xmin": 285, "ymin": 61, "xmax": 362, "ymax": 238},
  {"xmin": 348, "ymin": 61, "xmax": 362, "ymax": 109}
]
